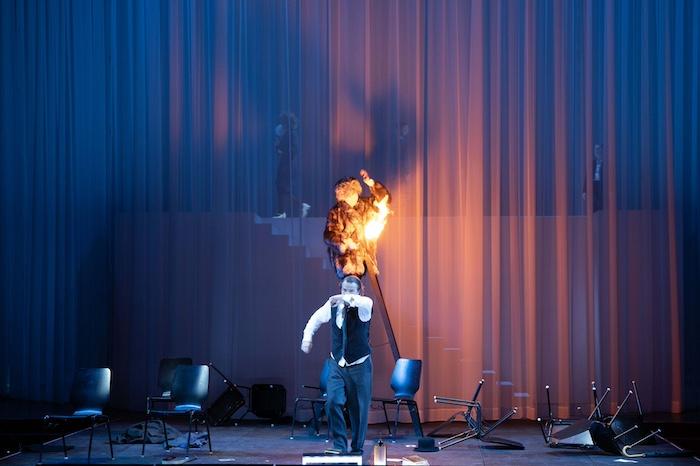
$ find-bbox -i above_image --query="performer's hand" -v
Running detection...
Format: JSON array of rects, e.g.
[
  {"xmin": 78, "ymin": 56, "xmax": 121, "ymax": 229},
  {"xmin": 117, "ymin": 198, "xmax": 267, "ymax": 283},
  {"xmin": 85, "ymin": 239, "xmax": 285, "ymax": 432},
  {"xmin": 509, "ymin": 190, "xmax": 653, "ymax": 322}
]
[
  {"xmin": 360, "ymin": 169, "xmax": 375, "ymax": 187},
  {"xmin": 345, "ymin": 238, "xmax": 359, "ymax": 250},
  {"xmin": 329, "ymin": 295, "xmax": 344, "ymax": 307},
  {"xmin": 301, "ymin": 340, "xmax": 312, "ymax": 354}
]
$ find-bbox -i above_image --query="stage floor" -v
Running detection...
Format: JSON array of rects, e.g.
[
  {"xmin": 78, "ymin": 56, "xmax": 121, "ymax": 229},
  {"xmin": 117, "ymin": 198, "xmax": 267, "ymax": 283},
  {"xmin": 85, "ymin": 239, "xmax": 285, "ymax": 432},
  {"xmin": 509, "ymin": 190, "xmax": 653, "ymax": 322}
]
[{"xmin": 3, "ymin": 417, "xmax": 699, "ymax": 465}]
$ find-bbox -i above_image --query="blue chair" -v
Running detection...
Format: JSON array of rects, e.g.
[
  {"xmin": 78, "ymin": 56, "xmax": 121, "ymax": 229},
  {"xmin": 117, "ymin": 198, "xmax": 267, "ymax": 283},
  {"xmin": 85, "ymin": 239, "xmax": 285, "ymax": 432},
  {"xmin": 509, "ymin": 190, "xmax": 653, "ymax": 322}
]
[
  {"xmin": 141, "ymin": 364, "xmax": 212, "ymax": 458},
  {"xmin": 373, "ymin": 358, "xmax": 424, "ymax": 438},
  {"xmin": 290, "ymin": 359, "xmax": 332, "ymax": 439},
  {"xmin": 41, "ymin": 368, "xmax": 114, "ymax": 463}
]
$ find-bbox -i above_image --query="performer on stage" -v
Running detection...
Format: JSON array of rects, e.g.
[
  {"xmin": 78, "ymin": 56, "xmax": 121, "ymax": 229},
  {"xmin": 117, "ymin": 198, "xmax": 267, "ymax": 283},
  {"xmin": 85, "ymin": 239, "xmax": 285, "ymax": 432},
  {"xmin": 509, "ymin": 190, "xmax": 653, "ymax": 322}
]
[
  {"xmin": 324, "ymin": 169, "xmax": 390, "ymax": 279},
  {"xmin": 300, "ymin": 275, "xmax": 373, "ymax": 454}
]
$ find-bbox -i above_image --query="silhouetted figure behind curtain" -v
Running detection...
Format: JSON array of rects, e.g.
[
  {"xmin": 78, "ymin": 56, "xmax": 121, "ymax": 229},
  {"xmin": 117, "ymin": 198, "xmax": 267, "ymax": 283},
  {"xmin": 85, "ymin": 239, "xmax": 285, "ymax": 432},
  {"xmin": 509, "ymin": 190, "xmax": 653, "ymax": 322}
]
[{"xmin": 273, "ymin": 113, "xmax": 310, "ymax": 218}]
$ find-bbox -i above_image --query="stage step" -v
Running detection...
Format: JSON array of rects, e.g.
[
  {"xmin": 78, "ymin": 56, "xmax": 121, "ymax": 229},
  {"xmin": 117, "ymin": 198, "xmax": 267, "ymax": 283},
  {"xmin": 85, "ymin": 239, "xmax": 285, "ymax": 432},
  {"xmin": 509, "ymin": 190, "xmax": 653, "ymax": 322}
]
[{"xmin": 254, "ymin": 216, "xmax": 331, "ymax": 270}]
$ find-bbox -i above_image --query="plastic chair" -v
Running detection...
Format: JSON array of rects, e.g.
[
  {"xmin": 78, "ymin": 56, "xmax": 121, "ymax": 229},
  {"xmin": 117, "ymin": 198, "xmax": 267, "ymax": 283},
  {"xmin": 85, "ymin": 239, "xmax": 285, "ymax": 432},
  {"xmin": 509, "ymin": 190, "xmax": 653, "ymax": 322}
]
[
  {"xmin": 372, "ymin": 358, "xmax": 424, "ymax": 438},
  {"xmin": 290, "ymin": 359, "xmax": 332, "ymax": 439},
  {"xmin": 41, "ymin": 368, "xmax": 114, "ymax": 463},
  {"xmin": 141, "ymin": 364, "xmax": 212, "ymax": 458}
]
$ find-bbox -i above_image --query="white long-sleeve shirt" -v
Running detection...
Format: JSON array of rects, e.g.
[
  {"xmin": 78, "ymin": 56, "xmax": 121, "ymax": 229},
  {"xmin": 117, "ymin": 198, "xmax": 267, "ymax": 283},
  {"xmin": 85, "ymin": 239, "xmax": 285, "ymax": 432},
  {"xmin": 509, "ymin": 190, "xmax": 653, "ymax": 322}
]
[{"xmin": 302, "ymin": 294, "xmax": 373, "ymax": 366}]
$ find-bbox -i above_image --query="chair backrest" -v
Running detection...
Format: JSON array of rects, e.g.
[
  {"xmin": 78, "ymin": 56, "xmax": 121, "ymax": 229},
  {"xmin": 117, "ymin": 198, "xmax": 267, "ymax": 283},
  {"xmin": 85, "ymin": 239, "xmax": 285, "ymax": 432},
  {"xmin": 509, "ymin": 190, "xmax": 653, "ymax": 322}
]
[
  {"xmin": 318, "ymin": 359, "xmax": 332, "ymax": 396},
  {"xmin": 390, "ymin": 358, "xmax": 422, "ymax": 399},
  {"xmin": 157, "ymin": 357, "xmax": 193, "ymax": 393},
  {"xmin": 171, "ymin": 364, "xmax": 209, "ymax": 407},
  {"xmin": 70, "ymin": 368, "xmax": 112, "ymax": 412}
]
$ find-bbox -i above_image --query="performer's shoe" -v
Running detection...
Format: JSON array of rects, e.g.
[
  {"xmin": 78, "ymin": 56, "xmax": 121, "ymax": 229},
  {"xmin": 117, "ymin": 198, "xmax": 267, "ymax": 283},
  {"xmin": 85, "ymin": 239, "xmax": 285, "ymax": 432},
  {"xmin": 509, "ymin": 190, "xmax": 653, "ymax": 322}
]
[{"xmin": 272, "ymin": 212, "xmax": 287, "ymax": 218}]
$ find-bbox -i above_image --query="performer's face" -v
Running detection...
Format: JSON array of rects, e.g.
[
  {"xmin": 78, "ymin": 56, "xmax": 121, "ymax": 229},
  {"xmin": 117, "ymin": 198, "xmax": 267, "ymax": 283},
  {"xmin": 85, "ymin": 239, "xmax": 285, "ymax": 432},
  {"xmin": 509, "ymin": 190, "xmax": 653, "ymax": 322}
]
[
  {"xmin": 341, "ymin": 281, "xmax": 360, "ymax": 296},
  {"xmin": 344, "ymin": 192, "xmax": 359, "ymax": 207}
]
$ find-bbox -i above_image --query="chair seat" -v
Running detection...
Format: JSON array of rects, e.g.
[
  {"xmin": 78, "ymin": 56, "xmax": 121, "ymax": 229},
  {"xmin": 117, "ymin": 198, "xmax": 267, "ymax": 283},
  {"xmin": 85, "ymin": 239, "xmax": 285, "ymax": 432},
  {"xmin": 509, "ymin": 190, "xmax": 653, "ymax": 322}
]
[
  {"xmin": 294, "ymin": 396, "xmax": 326, "ymax": 403},
  {"xmin": 149, "ymin": 404, "xmax": 203, "ymax": 415},
  {"xmin": 73, "ymin": 409, "xmax": 104, "ymax": 416},
  {"xmin": 175, "ymin": 403, "xmax": 202, "ymax": 412},
  {"xmin": 372, "ymin": 396, "xmax": 415, "ymax": 403},
  {"xmin": 47, "ymin": 411, "xmax": 105, "ymax": 420},
  {"xmin": 372, "ymin": 397, "xmax": 394, "ymax": 403}
]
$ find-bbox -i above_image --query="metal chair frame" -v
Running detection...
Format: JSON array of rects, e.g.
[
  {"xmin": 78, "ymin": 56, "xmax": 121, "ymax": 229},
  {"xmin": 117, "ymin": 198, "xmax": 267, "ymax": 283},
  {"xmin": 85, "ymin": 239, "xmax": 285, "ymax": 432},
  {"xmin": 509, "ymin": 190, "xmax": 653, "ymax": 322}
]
[
  {"xmin": 141, "ymin": 365, "xmax": 213, "ymax": 459},
  {"xmin": 429, "ymin": 379, "xmax": 522, "ymax": 450},
  {"xmin": 372, "ymin": 358, "xmax": 424, "ymax": 439}
]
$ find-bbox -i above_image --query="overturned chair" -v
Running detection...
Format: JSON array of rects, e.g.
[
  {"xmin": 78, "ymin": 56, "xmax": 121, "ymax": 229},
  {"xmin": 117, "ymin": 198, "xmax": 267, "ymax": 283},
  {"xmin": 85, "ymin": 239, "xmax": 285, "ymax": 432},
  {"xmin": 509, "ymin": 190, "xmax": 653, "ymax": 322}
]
[
  {"xmin": 372, "ymin": 358, "xmax": 424, "ymax": 439},
  {"xmin": 429, "ymin": 378, "xmax": 523, "ymax": 450}
]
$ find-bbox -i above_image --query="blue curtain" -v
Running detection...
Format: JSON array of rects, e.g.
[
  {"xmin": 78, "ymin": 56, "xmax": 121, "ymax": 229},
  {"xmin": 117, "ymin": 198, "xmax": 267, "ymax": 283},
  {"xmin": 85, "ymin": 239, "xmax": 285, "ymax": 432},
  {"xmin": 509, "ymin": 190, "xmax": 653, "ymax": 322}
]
[{"xmin": 1, "ymin": 0, "xmax": 698, "ymax": 414}]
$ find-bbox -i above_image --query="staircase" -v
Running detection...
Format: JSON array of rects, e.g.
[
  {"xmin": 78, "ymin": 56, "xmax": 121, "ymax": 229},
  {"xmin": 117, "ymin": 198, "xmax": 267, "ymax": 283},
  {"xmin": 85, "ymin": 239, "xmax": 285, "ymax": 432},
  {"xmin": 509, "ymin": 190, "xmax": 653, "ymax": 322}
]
[{"xmin": 254, "ymin": 216, "xmax": 332, "ymax": 270}]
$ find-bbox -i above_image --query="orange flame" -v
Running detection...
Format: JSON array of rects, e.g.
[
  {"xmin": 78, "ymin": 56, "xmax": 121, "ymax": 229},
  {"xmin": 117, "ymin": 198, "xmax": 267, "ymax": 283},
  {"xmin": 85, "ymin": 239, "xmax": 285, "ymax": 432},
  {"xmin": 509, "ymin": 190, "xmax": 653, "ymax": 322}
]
[{"xmin": 364, "ymin": 195, "xmax": 391, "ymax": 241}]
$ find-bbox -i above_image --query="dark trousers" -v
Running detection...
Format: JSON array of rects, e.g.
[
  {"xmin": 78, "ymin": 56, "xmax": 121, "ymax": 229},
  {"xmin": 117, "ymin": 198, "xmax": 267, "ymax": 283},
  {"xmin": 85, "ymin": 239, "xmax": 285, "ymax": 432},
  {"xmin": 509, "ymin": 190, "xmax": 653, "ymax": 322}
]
[{"xmin": 326, "ymin": 356, "xmax": 372, "ymax": 453}]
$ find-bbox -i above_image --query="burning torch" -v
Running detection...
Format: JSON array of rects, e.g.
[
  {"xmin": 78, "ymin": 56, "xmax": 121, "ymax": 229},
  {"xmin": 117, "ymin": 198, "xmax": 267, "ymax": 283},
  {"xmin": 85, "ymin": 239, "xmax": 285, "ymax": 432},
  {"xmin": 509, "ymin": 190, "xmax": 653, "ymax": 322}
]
[{"xmin": 360, "ymin": 169, "xmax": 391, "ymax": 275}]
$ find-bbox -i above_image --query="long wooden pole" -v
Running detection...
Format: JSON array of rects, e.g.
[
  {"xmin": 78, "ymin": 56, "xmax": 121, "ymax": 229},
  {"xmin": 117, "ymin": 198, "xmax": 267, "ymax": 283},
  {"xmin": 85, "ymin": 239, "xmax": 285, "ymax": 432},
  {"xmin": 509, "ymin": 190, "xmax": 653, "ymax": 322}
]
[{"xmin": 366, "ymin": 267, "xmax": 400, "ymax": 362}]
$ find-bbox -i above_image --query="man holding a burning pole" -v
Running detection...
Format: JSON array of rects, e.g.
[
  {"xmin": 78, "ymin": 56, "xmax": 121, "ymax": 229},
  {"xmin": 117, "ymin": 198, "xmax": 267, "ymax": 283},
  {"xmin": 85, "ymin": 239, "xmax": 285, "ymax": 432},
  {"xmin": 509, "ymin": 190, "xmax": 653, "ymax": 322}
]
[
  {"xmin": 324, "ymin": 169, "xmax": 391, "ymax": 280},
  {"xmin": 300, "ymin": 275, "xmax": 373, "ymax": 454}
]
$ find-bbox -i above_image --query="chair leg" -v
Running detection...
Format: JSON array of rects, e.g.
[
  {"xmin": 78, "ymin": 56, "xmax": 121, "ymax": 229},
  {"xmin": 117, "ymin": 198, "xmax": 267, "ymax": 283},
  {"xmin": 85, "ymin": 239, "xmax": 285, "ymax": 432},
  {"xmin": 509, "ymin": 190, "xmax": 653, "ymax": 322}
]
[
  {"xmin": 141, "ymin": 418, "xmax": 149, "ymax": 456},
  {"xmin": 381, "ymin": 402, "xmax": 392, "ymax": 436},
  {"xmin": 407, "ymin": 401, "xmax": 424, "ymax": 437},
  {"xmin": 186, "ymin": 412, "xmax": 193, "ymax": 458},
  {"xmin": 290, "ymin": 399, "xmax": 299, "ymax": 439},
  {"xmin": 105, "ymin": 418, "xmax": 115, "ymax": 459},
  {"xmin": 162, "ymin": 417, "xmax": 171, "ymax": 450},
  {"xmin": 309, "ymin": 401, "xmax": 318, "ymax": 432},
  {"xmin": 394, "ymin": 401, "xmax": 401, "ymax": 438},
  {"xmin": 204, "ymin": 415, "xmax": 213, "ymax": 454},
  {"xmin": 88, "ymin": 419, "xmax": 95, "ymax": 464},
  {"xmin": 61, "ymin": 433, "xmax": 68, "ymax": 459},
  {"xmin": 61, "ymin": 420, "xmax": 68, "ymax": 459},
  {"xmin": 311, "ymin": 401, "xmax": 323, "ymax": 435}
]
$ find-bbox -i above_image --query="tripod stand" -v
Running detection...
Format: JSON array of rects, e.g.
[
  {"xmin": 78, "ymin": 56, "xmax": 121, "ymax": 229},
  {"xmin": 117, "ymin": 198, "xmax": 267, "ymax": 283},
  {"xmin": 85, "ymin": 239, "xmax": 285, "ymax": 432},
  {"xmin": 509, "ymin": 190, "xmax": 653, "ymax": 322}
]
[{"xmin": 429, "ymin": 379, "xmax": 523, "ymax": 450}]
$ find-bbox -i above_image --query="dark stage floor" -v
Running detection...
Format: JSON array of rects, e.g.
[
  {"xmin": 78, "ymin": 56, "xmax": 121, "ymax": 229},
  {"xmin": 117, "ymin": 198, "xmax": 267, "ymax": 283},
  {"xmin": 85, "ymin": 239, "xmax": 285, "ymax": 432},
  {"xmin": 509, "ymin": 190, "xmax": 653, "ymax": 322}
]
[{"xmin": 2, "ymin": 416, "xmax": 699, "ymax": 466}]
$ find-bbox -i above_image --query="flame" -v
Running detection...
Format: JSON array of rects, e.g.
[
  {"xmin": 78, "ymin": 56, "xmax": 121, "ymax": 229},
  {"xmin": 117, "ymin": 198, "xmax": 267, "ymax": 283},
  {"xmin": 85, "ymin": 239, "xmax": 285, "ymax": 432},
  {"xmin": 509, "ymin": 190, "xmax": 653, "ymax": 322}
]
[{"xmin": 364, "ymin": 195, "xmax": 391, "ymax": 241}]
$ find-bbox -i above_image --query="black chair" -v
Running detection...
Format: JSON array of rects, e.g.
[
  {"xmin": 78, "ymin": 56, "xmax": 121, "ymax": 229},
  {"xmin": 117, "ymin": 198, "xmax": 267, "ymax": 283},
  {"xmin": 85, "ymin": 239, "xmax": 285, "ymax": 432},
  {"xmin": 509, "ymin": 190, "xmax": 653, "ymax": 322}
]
[
  {"xmin": 146, "ymin": 357, "xmax": 193, "ymax": 412},
  {"xmin": 372, "ymin": 358, "xmax": 424, "ymax": 438},
  {"xmin": 41, "ymin": 368, "xmax": 114, "ymax": 464},
  {"xmin": 141, "ymin": 364, "xmax": 212, "ymax": 458},
  {"xmin": 290, "ymin": 359, "xmax": 332, "ymax": 439}
]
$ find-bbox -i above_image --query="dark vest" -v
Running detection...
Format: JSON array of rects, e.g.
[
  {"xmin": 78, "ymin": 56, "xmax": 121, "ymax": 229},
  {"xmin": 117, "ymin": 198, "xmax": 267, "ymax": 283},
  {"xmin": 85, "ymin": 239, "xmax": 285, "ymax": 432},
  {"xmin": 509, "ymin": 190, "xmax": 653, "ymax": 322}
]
[{"xmin": 330, "ymin": 305, "xmax": 371, "ymax": 364}]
